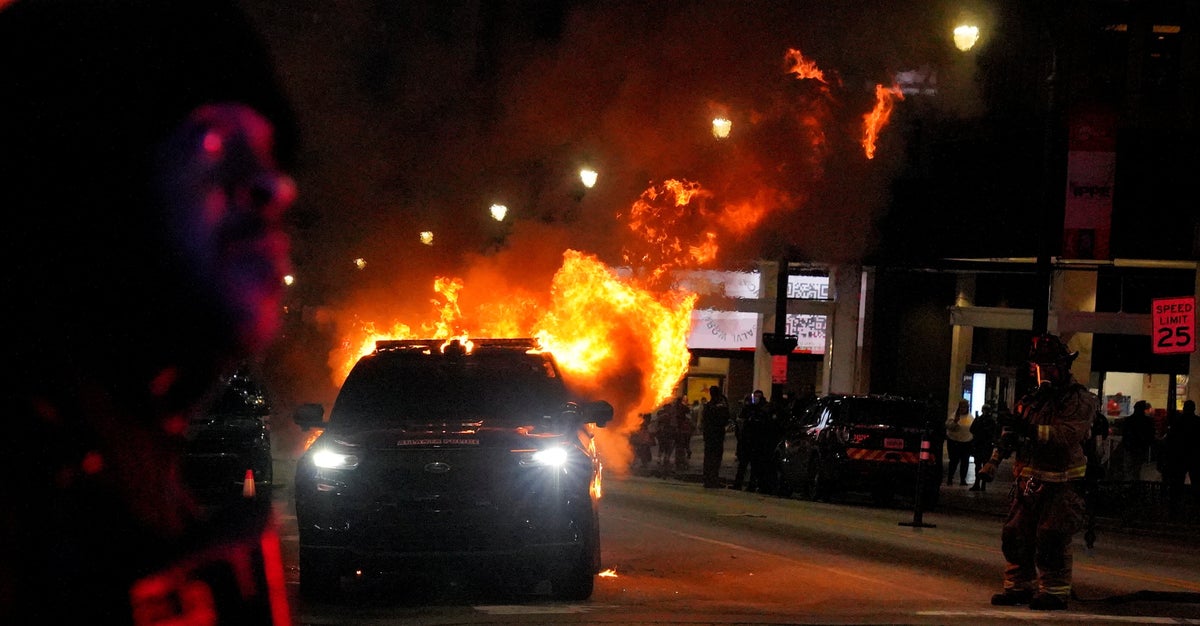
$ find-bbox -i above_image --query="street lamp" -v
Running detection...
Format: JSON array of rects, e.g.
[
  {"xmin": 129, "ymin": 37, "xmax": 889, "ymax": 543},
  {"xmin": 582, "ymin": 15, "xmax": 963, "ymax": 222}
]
[
  {"xmin": 953, "ymin": 24, "xmax": 980, "ymax": 51},
  {"xmin": 712, "ymin": 117, "xmax": 732, "ymax": 139},
  {"xmin": 579, "ymin": 168, "xmax": 597, "ymax": 189}
]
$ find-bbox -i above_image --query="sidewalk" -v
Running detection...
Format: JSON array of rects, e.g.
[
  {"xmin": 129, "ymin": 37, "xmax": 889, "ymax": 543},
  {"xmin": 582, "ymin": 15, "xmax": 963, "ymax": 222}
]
[
  {"xmin": 935, "ymin": 466, "xmax": 1200, "ymax": 544},
  {"xmin": 629, "ymin": 433, "xmax": 1199, "ymax": 544}
]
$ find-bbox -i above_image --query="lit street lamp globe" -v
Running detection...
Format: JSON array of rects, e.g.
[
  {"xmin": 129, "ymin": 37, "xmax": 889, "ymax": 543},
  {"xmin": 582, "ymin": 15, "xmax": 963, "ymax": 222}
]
[
  {"xmin": 712, "ymin": 117, "xmax": 732, "ymax": 139},
  {"xmin": 954, "ymin": 24, "xmax": 979, "ymax": 51},
  {"xmin": 579, "ymin": 168, "xmax": 598, "ymax": 189}
]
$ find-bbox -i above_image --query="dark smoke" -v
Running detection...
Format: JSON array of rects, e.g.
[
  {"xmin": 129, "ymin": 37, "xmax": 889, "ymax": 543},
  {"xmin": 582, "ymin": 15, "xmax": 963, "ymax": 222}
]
[{"xmin": 244, "ymin": 0, "xmax": 976, "ymax": 429}]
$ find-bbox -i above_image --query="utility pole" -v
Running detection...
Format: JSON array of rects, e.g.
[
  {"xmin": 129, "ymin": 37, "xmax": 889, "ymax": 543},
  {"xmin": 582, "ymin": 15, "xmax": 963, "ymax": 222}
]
[
  {"xmin": 1032, "ymin": 45, "xmax": 1059, "ymax": 337},
  {"xmin": 762, "ymin": 256, "xmax": 797, "ymax": 404}
]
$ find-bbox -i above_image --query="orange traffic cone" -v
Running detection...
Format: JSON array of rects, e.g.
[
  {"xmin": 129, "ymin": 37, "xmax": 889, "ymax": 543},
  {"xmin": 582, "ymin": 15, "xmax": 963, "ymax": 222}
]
[{"xmin": 242, "ymin": 469, "xmax": 256, "ymax": 498}]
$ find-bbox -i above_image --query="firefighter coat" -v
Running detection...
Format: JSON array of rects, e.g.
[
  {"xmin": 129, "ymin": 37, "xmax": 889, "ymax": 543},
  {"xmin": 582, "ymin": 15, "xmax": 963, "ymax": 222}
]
[{"xmin": 1012, "ymin": 381, "xmax": 1098, "ymax": 482}]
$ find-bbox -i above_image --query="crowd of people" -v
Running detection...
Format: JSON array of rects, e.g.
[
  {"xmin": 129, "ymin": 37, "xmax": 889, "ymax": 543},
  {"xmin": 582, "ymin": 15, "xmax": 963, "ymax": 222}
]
[
  {"xmin": 1115, "ymin": 397, "xmax": 1200, "ymax": 516},
  {"xmin": 941, "ymin": 397, "xmax": 1007, "ymax": 492},
  {"xmin": 631, "ymin": 380, "xmax": 1197, "ymax": 516},
  {"xmin": 631, "ymin": 387, "xmax": 805, "ymax": 493},
  {"xmin": 631, "ymin": 395, "xmax": 696, "ymax": 472}
]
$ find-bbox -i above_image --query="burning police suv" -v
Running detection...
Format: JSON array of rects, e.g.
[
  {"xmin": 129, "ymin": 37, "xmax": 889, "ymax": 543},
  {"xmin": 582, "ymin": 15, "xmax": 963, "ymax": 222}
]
[{"xmin": 292, "ymin": 338, "xmax": 613, "ymax": 602}]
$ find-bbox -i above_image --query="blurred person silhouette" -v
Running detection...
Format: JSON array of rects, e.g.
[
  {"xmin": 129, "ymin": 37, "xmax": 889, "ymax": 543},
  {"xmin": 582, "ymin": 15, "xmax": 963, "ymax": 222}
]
[
  {"xmin": 732, "ymin": 390, "xmax": 770, "ymax": 491},
  {"xmin": 652, "ymin": 399, "xmax": 679, "ymax": 470},
  {"xmin": 1, "ymin": 1, "xmax": 300, "ymax": 623},
  {"xmin": 1163, "ymin": 399, "xmax": 1198, "ymax": 516},
  {"xmin": 672, "ymin": 395, "xmax": 695, "ymax": 470},
  {"xmin": 945, "ymin": 398, "xmax": 974, "ymax": 486},
  {"xmin": 969, "ymin": 400, "xmax": 999, "ymax": 491},
  {"xmin": 977, "ymin": 334, "xmax": 1097, "ymax": 611},
  {"xmin": 701, "ymin": 386, "xmax": 731, "ymax": 488},
  {"xmin": 691, "ymin": 398, "xmax": 705, "ymax": 425},
  {"xmin": 1121, "ymin": 400, "xmax": 1155, "ymax": 482},
  {"xmin": 731, "ymin": 393, "xmax": 752, "ymax": 489},
  {"xmin": 630, "ymin": 413, "xmax": 654, "ymax": 470}
]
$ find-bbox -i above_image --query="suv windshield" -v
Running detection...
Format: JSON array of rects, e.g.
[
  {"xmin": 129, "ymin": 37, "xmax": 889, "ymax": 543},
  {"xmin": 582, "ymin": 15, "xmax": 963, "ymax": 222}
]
[
  {"xmin": 196, "ymin": 368, "xmax": 271, "ymax": 422},
  {"xmin": 331, "ymin": 351, "xmax": 570, "ymax": 426},
  {"xmin": 842, "ymin": 398, "xmax": 931, "ymax": 429}
]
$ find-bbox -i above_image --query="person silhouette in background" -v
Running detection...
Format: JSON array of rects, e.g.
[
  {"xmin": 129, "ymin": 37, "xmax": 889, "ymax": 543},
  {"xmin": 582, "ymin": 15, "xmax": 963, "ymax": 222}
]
[
  {"xmin": 969, "ymin": 400, "xmax": 999, "ymax": 491},
  {"xmin": 630, "ymin": 413, "xmax": 655, "ymax": 470},
  {"xmin": 1, "ymin": 1, "xmax": 300, "ymax": 623},
  {"xmin": 1121, "ymin": 400, "xmax": 1155, "ymax": 482},
  {"xmin": 945, "ymin": 399, "xmax": 974, "ymax": 486},
  {"xmin": 1163, "ymin": 399, "xmax": 1198, "ymax": 516},
  {"xmin": 701, "ymin": 386, "xmax": 731, "ymax": 488},
  {"xmin": 733, "ymin": 390, "xmax": 771, "ymax": 491},
  {"xmin": 673, "ymin": 395, "xmax": 696, "ymax": 470},
  {"xmin": 652, "ymin": 399, "xmax": 679, "ymax": 471}
]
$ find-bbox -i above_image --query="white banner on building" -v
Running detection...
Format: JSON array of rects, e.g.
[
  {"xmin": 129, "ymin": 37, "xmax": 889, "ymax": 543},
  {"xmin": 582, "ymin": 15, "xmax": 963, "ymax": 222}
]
[{"xmin": 682, "ymin": 272, "xmax": 829, "ymax": 354}]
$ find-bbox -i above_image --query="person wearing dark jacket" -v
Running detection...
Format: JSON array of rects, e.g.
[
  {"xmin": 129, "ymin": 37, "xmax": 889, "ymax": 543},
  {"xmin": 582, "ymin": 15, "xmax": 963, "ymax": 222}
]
[
  {"xmin": 969, "ymin": 401, "xmax": 999, "ymax": 491},
  {"xmin": 733, "ymin": 390, "xmax": 770, "ymax": 491},
  {"xmin": 1121, "ymin": 400, "xmax": 1156, "ymax": 482},
  {"xmin": 1, "ymin": 2, "xmax": 300, "ymax": 623},
  {"xmin": 978, "ymin": 334, "xmax": 1098, "ymax": 611},
  {"xmin": 1163, "ymin": 400, "xmax": 1199, "ymax": 516},
  {"xmin": 702, "ymin": 386, "xmax": 732, "ymax": 488}
]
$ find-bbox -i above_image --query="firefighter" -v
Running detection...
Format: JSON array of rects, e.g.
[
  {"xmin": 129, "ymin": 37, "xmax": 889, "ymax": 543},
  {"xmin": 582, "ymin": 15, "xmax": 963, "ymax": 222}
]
[{"xmin": 976, "ymin": 333, "xmax": 1098, "ymax": 611}]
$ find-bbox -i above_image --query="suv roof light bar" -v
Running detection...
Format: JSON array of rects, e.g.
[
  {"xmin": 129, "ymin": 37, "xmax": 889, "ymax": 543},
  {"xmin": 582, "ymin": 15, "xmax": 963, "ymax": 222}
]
[{"xmin": 374, "ymin": 337, "xmax": 542, "ymax": 352}]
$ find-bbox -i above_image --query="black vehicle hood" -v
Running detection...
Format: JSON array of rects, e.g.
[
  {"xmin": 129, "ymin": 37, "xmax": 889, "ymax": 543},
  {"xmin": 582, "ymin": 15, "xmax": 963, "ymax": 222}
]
[{"xmin": 319, "ymin": 422, "xmax": 564, "ymax": 450}]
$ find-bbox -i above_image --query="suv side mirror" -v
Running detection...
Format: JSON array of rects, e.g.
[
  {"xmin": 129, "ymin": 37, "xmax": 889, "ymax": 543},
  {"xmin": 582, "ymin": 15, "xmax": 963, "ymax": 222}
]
[
  {"xmin": 587, "ymin": 400, "xmax": 614, "ymax": 428},
  {"xmin": 293, "ymin": 403, "xmax": 325, "ymax": 430}
]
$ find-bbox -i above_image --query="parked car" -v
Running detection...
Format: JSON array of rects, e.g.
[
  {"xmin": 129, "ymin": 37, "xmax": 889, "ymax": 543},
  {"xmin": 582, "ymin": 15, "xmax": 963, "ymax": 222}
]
[
  {"xmin": 292, "ymin": 338, "xmax": 614, "ymax": 602},
  {"xmin": 771, "ymin": 394, "xmax": 943, "ymax": 508},
  {"xmin": 181, "ymin": 366, "xmax": 274, "ymax": 501}
]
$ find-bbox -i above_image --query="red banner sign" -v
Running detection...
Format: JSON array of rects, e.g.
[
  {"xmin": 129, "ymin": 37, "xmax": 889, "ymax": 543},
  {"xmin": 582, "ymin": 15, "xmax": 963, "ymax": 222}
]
[{"xmin": 771, "ymin": 355, "xmax": 788, "ymax": 384}]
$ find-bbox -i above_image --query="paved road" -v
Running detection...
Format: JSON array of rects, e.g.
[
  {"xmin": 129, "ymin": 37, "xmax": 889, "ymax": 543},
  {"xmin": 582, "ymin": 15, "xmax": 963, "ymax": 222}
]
[{"xmin": 264, "ymin": 443, "xmax": 1200, "ymax": 625}]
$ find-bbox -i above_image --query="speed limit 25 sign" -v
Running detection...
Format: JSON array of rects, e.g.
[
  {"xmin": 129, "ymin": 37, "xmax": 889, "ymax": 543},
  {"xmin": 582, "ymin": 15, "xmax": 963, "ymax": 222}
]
[{"xmin": 1152, "ymin": 296, "xmax": 1196, "ymax": 355}]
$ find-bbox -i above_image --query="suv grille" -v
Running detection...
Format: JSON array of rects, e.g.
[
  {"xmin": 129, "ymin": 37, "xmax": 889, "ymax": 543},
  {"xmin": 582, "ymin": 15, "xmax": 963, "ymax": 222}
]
[{"xmin": 366, "ymin": 447, "xmax": 519, "ymax": 507}]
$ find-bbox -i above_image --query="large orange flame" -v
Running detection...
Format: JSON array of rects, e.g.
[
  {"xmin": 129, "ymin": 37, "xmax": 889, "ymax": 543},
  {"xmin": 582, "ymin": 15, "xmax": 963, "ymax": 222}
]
[
  {"xmin": 430, "ymin": 277, "xmax": 465, "ymax": 338},
  {"xmin": 618, "ymin": 179, "xmax": 719, "ymax": 288},
  {"xmin": 862, "ymin": 83, "xmax": 904, "ymax": 159},
  {"xmin": 328, "ymin": 248, "xmax": 697, "ymax": 474},
  {"xmin": 322, "ymin": 44, "xmax": 911, "ymax": 476},
  {"xmin": 784, "ymin": 47, "xmax": 828, "ymax": 84},
  {"xmin": 535, "ymin": 250, "xmax": 695, "ymax": 404}
]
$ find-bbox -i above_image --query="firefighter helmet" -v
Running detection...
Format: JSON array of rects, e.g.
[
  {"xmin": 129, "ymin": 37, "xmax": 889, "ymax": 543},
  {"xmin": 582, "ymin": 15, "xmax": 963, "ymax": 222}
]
[{"xmin": 1028, "ymin": 333, "xmax": 1078, "ymax": 364}]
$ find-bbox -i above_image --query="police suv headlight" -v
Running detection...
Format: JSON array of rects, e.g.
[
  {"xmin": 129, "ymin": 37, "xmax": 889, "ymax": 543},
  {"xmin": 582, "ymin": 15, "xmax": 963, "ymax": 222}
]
[
  {"xmin": 518, "ymin": 446, "xmax": 569, "ymax": 468},
  {"xmin": 312, "ymin": 448, "xmax": 360, "ymax": 470}
]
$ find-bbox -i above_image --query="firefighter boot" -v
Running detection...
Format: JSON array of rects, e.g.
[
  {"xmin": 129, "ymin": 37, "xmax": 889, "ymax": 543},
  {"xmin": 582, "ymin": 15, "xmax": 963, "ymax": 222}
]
[
  {"xmin": 1029, "ymin": 593, "xmax": 1068, "ymax": 611},
  {"xmin": 990, "ymin": 589, "xmax": 1034, "ymax": 606}
]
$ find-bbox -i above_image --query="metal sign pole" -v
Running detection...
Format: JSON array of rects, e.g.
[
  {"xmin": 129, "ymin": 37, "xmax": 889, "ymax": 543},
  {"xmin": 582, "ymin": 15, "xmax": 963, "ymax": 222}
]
[{"xmin": 900, "ymin": 431, "xmax": 937, "ymax": 529}]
